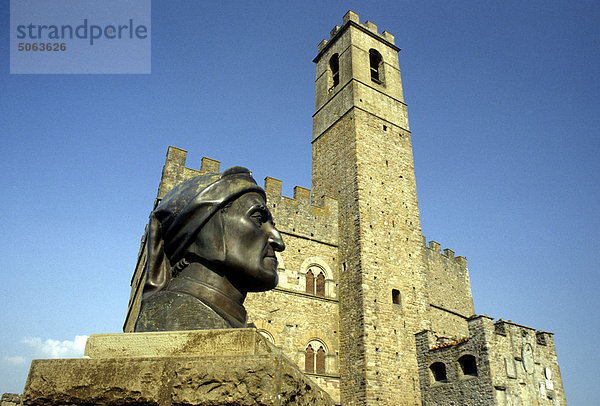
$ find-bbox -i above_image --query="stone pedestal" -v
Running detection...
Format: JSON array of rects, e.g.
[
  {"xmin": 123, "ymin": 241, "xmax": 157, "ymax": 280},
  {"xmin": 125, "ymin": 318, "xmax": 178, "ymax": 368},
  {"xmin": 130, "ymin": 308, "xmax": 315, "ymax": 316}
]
[{"xmin": 22, "ymin": 329, "xmax": 334, "ymax": 406}]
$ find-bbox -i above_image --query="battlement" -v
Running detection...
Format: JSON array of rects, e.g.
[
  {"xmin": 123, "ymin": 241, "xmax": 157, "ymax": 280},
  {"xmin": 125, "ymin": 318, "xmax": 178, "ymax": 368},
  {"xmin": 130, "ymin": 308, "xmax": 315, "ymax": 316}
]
[
  {"xmin": 492, "ymin": 318, "xmax": 554, "ymax": 342},
  {"xmin": 263, "ymin": 177, "xmax": 337, "ymax": 209},
  {"xmin": 316, "ymin": 10, "xmax": 397, "ymax": 54},
  {"xmin": 263, "ymin": 176, "xmax": 338, "ymax": 245},
  {"xmin": 423, "ymin": 239, "xmax": 467, "ymax": 266},
  {"xmin": 418, "ymin": 313, "xmax": 557, "ymax": 361}
]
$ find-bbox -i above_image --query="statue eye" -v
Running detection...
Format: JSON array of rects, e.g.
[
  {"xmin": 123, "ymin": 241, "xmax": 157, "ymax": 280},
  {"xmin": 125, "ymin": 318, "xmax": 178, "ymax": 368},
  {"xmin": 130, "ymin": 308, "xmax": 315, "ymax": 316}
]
[{"xmin": 250, "ymin": 210, "xmax": 268, "ymax": 226}]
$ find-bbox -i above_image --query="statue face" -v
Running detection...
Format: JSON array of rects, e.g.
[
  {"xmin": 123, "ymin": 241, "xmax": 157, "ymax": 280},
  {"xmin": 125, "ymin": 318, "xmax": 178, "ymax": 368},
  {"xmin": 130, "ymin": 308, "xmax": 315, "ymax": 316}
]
[{"xmin": 220, "ymin": 192, "xmax": 285, "ymax": 291}]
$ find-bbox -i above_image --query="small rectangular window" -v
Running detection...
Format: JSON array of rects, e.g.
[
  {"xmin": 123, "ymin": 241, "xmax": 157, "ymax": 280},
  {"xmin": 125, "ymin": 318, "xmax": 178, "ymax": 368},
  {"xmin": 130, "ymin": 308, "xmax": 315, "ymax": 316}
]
[{"xmin": 392, "ymin": 289, "xmax": 401, "ymax": 305}]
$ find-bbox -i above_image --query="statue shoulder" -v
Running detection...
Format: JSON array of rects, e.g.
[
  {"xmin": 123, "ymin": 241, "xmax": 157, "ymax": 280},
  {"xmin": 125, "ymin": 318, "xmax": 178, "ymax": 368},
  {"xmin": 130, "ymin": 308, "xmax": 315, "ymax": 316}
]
[{"xmin": 134, "ymin": 291, "xmax": 232, "ymax": 332}]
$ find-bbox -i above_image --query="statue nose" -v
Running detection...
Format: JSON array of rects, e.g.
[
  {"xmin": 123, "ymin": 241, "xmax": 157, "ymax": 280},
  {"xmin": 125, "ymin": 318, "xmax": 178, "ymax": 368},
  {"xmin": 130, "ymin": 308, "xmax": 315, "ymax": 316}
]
[{"xmin": 266, "ymin": 224, "xmax": 285, "ymax": 252}]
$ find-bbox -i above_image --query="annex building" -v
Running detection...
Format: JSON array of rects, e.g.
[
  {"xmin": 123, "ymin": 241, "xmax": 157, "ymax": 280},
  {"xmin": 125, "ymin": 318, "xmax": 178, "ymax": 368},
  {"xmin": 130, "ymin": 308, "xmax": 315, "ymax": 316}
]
[{"xmin": 124, "ymin": 11, "xmax": 566, "ymax": 406}]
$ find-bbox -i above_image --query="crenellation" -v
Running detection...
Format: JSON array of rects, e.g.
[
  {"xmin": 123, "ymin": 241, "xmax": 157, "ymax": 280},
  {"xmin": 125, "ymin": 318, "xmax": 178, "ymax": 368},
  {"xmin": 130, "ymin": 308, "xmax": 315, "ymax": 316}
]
[
  {"xmin": 263, "ymin": 176, "xmax": 283, "ymax": 196},
  {"xmin": 424, "ymin": 240, "xmax": 474, "ymax": 338},
  {"xmin": 364, "ymin": 21, "xmax": 378, "ymax": 34},
  {"xmin": 330, "ymin": 25, "xmax": 340, "ymax": 38},
  {"xmin": 318, "ymin": 10, "xmax": 399, "ymax": 59},
  {"xmin": 343, "ymin": 10, "xmax": 359, "ymax": 25},
  {"xmin": 455, "ymin": 256, "xmax": 467, "ymax": 266},
  {"xmin": 200, "ymin": 156, "xmax": 220, "ymax": 173},
  {"xmin": 261, "ymin": 180, "xmax": 339, "ymax": 249},
  {"xmin": 428, "ymin": 240, "xmax": 441, "ymax": 253},
  {"xmin": 381, "ymin": 30, "xmax": 395, "ymax": 44},
  {"xmin": 293, "ymin": 185, "xmax": 311, "ymax": 203},
  {"xmin": 426, "ymin": 240, "xmax": 467, "ymax": 265},
  {"xmin": 317, "ymin": 39, "xmax": 328, "ymax": 53}
]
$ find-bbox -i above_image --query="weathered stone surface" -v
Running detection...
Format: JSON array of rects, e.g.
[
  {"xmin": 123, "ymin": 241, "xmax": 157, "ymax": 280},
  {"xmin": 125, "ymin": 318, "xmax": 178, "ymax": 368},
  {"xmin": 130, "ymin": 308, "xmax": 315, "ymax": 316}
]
[
  {"xmin": 23, "ymin": 330, "xmax": 334, "ymax": 406},
  {"xmin": 0, "ymin": 393, "xmax": 21, "ymax": 406},
  {"xmin": 85, "ymin": 328, "xmax": 272, "ymax": 358},
  {"xmin": 415, "ymin": 317, "xmax": 567, "ymax": 406}
]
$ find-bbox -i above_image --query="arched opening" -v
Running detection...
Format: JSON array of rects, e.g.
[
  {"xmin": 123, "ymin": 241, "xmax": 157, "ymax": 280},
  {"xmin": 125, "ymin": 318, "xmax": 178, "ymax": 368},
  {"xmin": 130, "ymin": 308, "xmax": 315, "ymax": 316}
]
[
  {"xmin": 329, "ymin": 53, "xmax": 339, "ymax": 88},
  {"xmin": 316, "ymin": 272, "xmax": 325, "ymax": 297},
  {"xmin": 458, "ymin": 355, "xmax": 478, "ymax": 376},
  {"xmin": 430, "ymin": 362, "xmax": 447, "ymax": 382},
  {"xmin": 305, "ymin": 341, "xmax": 327, "ymax": 374},
  {"xmin": 257, "ymin": 329, "xmax": 274, "ymax": 344},
  {"xmin": 369, "ymin": 49, "xmax": 383, "ymax": 84},
  {"xmin": 305, "ymin": 345, "xmax": 314, "ymax": 373},
  {"xmin": 305, "ymin": 270, "xmax": 314, "ymax": 295},
  {"xmin": 305, "ymin": 266, "xmax": 326, "ymax": 297},
  {"xmin": 316, "ymin": 346, "xmax": 326, "ymax": 374}
]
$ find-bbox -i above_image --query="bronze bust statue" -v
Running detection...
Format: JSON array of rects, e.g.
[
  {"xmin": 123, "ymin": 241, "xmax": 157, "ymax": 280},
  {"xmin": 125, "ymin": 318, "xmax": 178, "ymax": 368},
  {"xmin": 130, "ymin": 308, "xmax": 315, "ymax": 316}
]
[{"xmin": 134, "ymin": 167, "xmax": 285, "ymax": 332}]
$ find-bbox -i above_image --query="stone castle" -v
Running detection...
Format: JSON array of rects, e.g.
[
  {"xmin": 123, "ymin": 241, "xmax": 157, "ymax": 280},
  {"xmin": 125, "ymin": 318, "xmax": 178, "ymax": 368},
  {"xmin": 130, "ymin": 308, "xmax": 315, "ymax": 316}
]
[{"xmin": 123, "ymin": 11, "xmax": 566, "ymax": 406}]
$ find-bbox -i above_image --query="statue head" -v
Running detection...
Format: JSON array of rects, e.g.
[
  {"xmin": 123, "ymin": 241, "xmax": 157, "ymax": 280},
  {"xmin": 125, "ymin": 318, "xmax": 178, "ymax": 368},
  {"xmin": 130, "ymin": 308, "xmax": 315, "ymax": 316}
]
[{"xmin": 141, "ymin": 167, "xmax": 285, "ymax": 301}]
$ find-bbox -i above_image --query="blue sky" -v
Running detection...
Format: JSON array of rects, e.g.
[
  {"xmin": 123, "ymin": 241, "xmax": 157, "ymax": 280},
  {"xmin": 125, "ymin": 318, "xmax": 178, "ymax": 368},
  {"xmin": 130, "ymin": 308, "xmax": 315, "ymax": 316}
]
[{"xmin": 1, "ymin": 1, "xmax": 598, "ymax": 404}]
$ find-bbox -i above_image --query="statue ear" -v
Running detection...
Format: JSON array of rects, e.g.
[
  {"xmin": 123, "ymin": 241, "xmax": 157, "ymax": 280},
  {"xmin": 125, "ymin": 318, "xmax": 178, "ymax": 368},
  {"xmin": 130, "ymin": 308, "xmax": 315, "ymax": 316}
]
[{"xmin": 191, "ymin": 210, "xmax": 226, "ymax": 265}]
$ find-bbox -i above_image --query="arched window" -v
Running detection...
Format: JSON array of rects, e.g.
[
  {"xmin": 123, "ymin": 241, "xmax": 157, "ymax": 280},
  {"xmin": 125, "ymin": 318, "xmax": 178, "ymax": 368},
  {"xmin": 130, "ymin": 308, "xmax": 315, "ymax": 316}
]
[
  {"xmin": 305, "ymin": 341, "xmax": 327, "ymax": 374},
  {"xmin": 316, "ymin": 346, "xmax": 326, "ymax": 374},
  {"xmin": 369, "ymin": 49, "xmax": 383, "ymax": 84},
  {"xmin": 430, "ymin": 362, "xmax": 447, "ymax": 382},
  {"xmin": 305, "ymin": 266, "xmax": 326, "ymax": 297},
  {"xmin": 305, "ymin": 270, "xmax": 314, "ymax": 294},
  {"xmin": 329, "ymin": 53, "xmax": 339, "ymax": 88},
  {"xmin": 316, "ymin": 272, "xmax": 325, "ymax": 297},
  {"xmin": 305, "ymin": 345, "xmax": 315, "ymax": 372},
  {"xmin": 458, "ymin": 355, "xmax": 478, "ymax": 376},
  {"xmin": 257, "ymin": 329, "xmax": 275, "ymax": 344}
]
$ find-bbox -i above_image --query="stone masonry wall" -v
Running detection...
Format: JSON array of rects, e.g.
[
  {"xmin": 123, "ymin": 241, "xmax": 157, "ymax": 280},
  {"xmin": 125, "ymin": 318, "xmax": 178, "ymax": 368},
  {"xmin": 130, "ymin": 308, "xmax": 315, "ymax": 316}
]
[
  {"xmin": 415, "ymin": 315, "xmax": 566, "ymax": 406},
  {"xmin": 415, "ymin": 325, "xmax": 495, "ymax": 406},
  {"xmin": 485, "ymin": 319, "xmax": 566, "ymax": 406},
  {"xmin": 312, "ymin": 108, "xmax": 365, "ymax": 405},
  {"xmin": 353, "ymin": 103, "xmax": 429, "ymax": 406},
  {"xmin": 312, "ymin": 11, "xmax": 428, "ymax": 404},
  {"xmin": 423, "ymin": 240, "xmax": 474, "ymax": 338}
]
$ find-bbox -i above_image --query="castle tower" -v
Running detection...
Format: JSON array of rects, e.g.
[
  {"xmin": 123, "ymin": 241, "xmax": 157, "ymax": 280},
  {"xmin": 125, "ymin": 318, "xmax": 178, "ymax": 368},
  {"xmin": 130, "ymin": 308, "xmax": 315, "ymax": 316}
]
[{"xmin": 312, "ymin": 11, "xmax": 429, "ymax": 404}]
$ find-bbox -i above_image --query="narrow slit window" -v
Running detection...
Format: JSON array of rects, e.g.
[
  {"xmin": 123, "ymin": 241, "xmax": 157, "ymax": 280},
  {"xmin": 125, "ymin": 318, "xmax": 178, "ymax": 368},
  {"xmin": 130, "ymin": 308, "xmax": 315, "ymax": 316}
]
[
  {"xmin": 329, "ymin": 53, "xmax": 340, "ymax": 87},
  {"xmin": 392, "ymin": 289, "xmax": 401, "ymax": 305}
]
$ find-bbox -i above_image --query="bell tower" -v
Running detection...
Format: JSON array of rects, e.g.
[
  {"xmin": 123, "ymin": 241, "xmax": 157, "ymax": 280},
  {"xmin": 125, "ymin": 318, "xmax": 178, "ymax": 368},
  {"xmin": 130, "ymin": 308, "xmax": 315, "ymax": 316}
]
[{"xmin": 312, "ymin": 11, "xmax": 429, "ymax": 405}]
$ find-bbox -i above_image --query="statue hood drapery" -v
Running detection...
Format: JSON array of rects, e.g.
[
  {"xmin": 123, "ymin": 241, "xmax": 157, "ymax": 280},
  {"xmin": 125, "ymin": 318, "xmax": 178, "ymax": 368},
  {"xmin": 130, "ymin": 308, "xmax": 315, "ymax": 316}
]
[{"xmin": 141, "ymin": 166, "xmax": 265, "ymax": 300}]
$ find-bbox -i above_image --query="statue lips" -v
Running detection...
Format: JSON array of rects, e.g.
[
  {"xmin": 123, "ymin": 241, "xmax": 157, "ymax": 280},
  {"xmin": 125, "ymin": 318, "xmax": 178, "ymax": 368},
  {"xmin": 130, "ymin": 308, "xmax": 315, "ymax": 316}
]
[{"xmin": 263, "ymin": 246, "xmax": 278, "ymax": 272}]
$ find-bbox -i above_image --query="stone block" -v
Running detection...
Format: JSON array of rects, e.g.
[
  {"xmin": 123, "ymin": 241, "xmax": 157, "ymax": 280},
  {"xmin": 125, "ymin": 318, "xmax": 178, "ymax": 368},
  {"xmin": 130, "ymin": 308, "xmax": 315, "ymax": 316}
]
[
  {"xmin": 23, "ymin": 329, "xmax": 334, "ymax": 406},
  {"xmin": 85, "ymin": 328, "xmax": 273, "ymax": 358}
]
